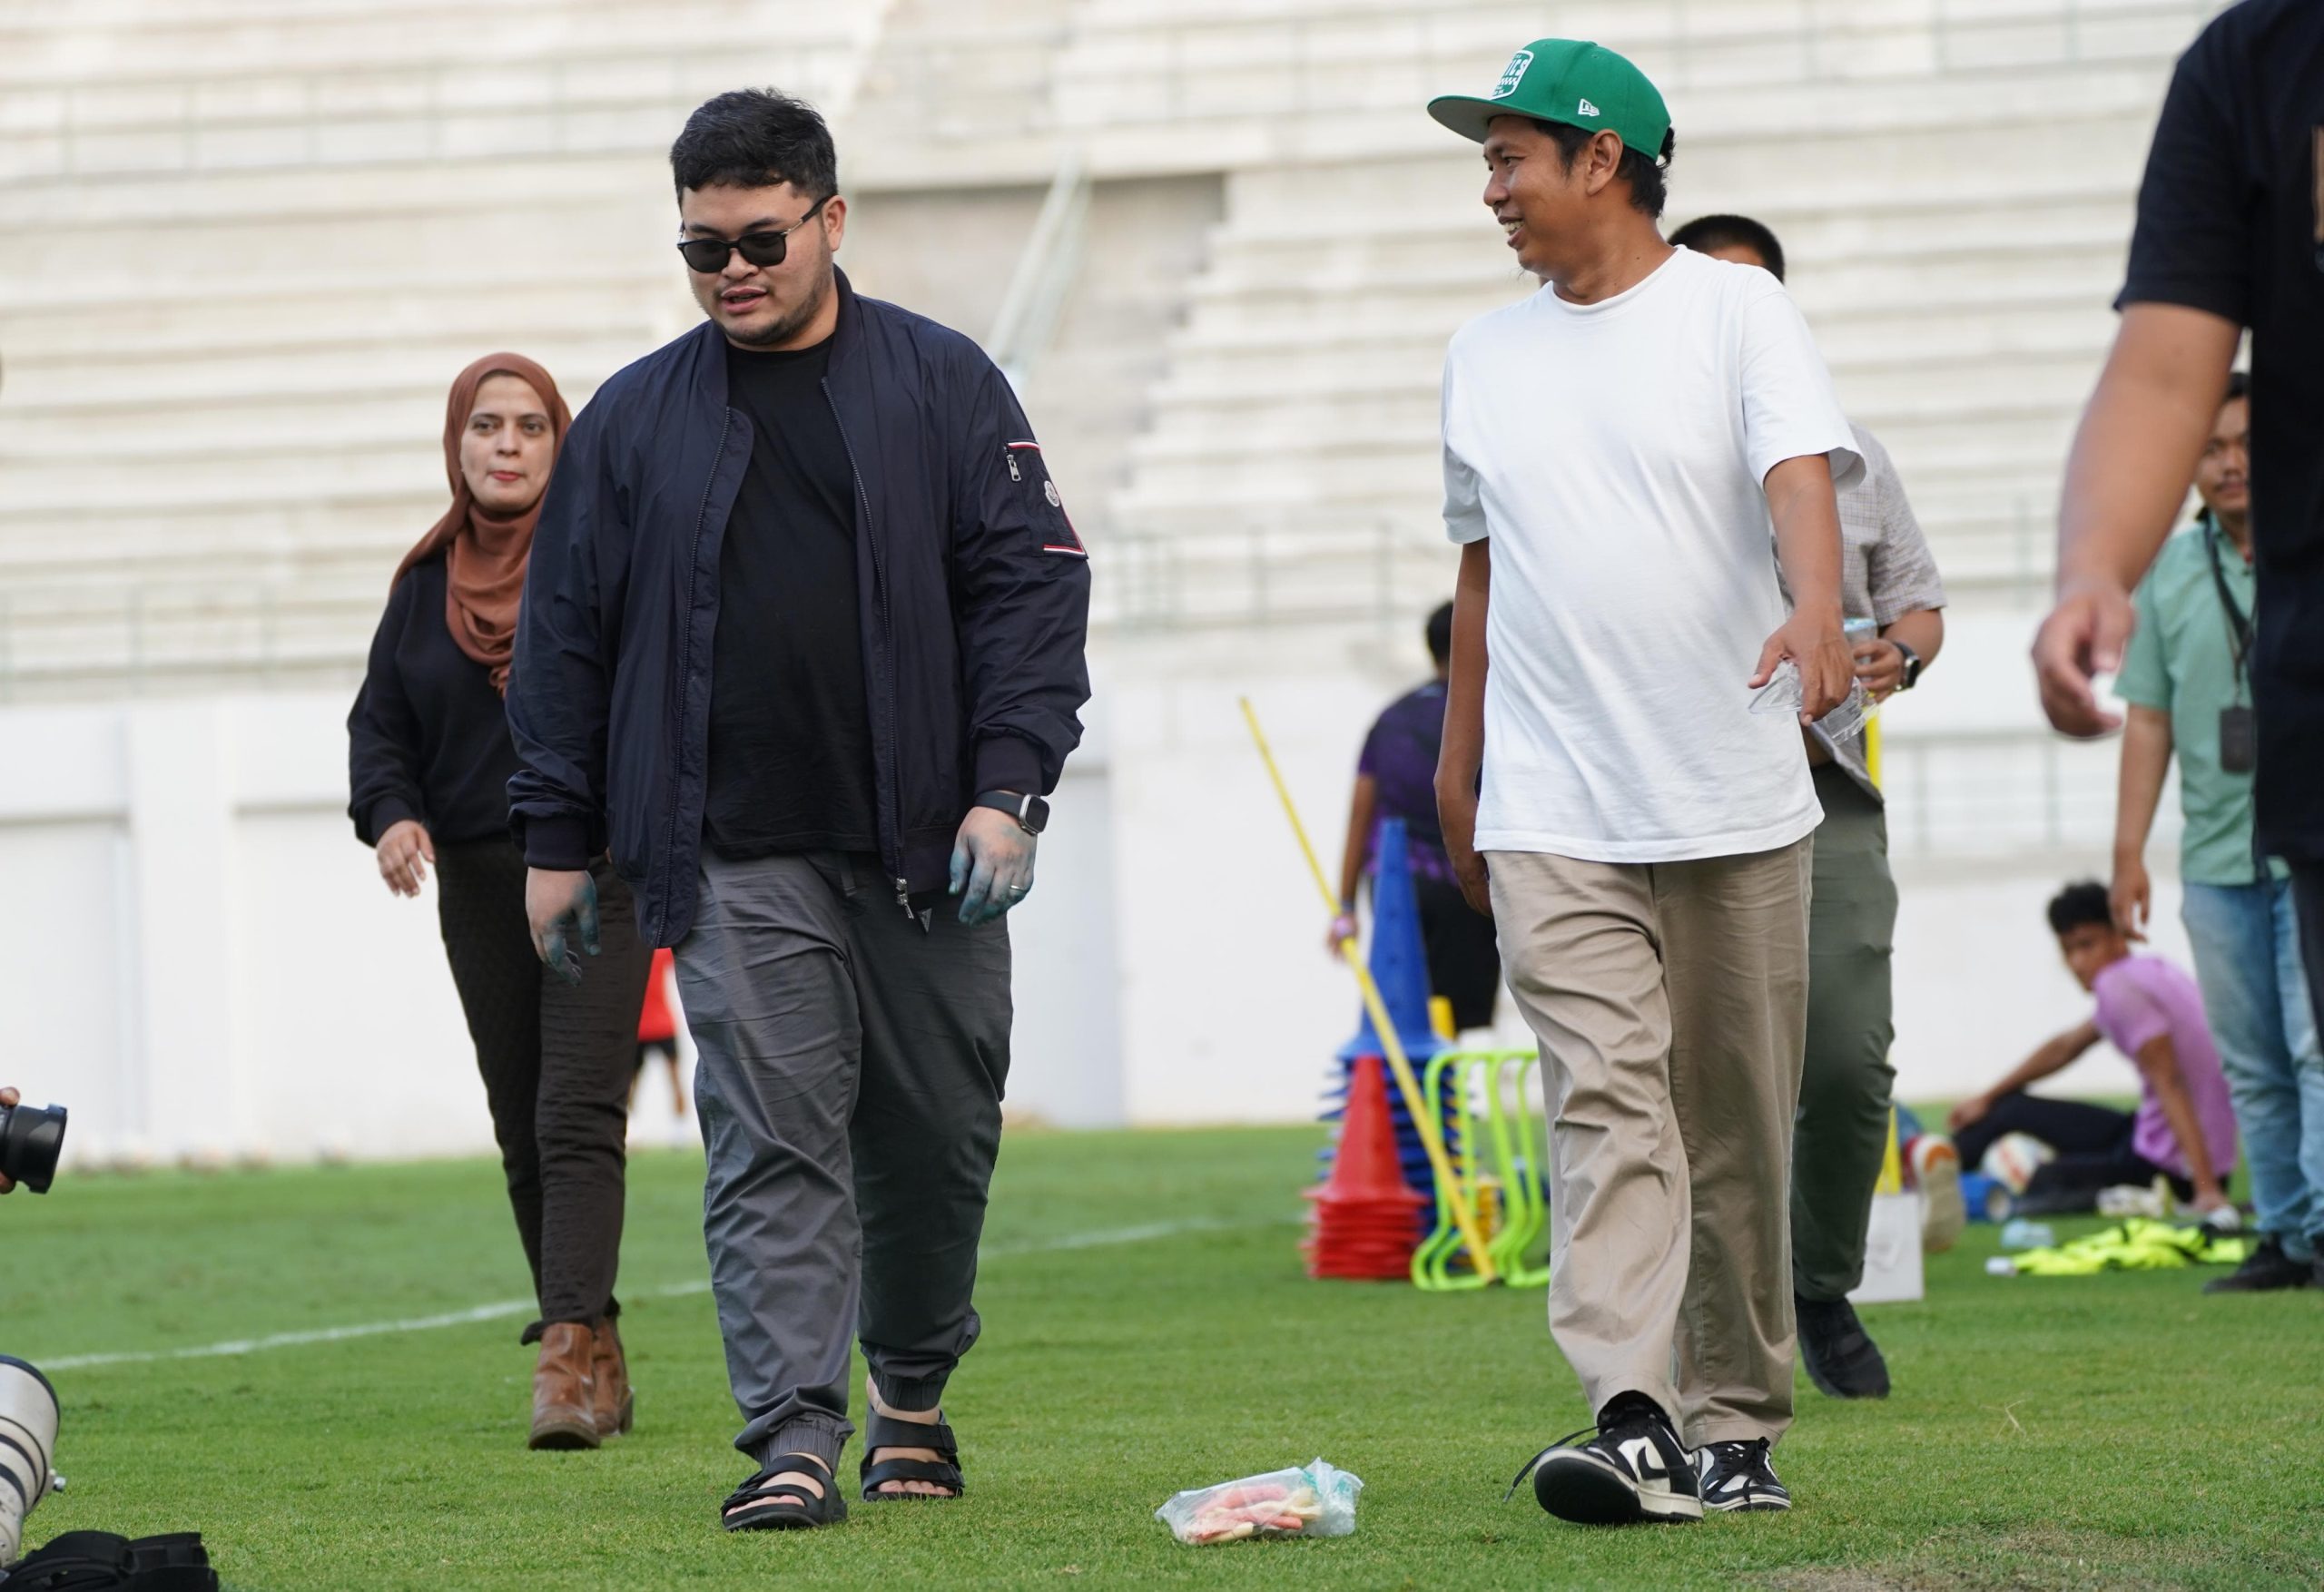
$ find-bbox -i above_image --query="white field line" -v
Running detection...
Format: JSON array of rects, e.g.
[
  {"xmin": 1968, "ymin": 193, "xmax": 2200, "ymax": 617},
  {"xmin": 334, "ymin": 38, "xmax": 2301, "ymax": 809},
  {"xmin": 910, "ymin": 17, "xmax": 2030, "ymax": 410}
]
[{"xmin": 36, "ymin": 1215, "xmax": 1286, "ymax": 1372}]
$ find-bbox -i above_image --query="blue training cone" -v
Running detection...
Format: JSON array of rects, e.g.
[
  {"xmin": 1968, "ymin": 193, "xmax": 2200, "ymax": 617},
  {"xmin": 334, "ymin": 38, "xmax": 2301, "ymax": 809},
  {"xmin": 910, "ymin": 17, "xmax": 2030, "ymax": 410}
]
[
  {"xmin": 1329, "ymin": 818, "xmax": 1453, "ymax": 1207},
  {"xmin": 1338, "ymin": 818, "xmax": 1445, "ymax": 1067}
]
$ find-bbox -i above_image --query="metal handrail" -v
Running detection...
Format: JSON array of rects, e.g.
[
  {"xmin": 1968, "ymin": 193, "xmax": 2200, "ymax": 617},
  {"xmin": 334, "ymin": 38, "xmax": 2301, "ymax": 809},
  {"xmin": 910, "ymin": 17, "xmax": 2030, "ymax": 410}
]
[{"xmin": 989, "ymin": 147, "xmax": 1089, "ymax": 389}]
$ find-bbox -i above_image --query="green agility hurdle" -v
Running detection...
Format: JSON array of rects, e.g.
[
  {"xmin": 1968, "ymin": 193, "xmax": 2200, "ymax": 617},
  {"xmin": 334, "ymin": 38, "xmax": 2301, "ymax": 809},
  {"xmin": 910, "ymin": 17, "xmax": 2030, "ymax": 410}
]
[{"xmin": 1412, "ymin": 1048, "xmax": 1551, "ymax": 1291}]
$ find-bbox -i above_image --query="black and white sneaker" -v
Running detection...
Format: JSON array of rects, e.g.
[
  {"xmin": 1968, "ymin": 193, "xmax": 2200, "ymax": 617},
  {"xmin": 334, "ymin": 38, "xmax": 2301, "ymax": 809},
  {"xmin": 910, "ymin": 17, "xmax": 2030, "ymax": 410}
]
[
  {"xmin": 1509, "ymin": 1396, "xmax": 1701, "ymax": 1525},
  {"xmin": 1695, "ymin": 1438, "xmax": 1791, "ymax": 1512}
]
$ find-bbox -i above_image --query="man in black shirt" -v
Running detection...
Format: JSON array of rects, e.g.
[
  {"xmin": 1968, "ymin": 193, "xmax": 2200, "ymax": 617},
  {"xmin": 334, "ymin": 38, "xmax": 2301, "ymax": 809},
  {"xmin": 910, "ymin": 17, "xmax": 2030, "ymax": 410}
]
[
  {"xmin": 510, "ymin": 89, "xmax": 1091, "ymax": 1530},
  {"xmin": 2034, "ymin": 0, "xmax": 2324, "ymax": 1090}
]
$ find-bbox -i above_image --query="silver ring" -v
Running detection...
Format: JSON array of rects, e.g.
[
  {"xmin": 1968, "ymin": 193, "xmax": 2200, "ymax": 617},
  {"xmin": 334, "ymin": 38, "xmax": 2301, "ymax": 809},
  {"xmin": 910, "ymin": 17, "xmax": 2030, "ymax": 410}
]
[{"xmin": 1008, "ymin": 884, "xmax": 1028, "ymax": 894}]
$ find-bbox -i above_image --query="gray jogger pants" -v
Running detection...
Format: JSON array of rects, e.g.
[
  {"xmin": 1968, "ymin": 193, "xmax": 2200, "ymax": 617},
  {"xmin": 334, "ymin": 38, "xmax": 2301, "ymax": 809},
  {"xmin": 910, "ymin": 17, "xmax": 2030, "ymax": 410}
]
[{"xmin": 675, "ymin": 850, "xmax": 1012, "ymax": 1474}]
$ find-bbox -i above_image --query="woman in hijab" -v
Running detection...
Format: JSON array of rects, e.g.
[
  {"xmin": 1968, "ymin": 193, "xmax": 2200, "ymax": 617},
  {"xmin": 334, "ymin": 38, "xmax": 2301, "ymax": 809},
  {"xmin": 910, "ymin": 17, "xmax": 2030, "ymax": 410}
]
[{"xmin": 349, "ymin": 353, "xmax": 654, "ymax": 1452}]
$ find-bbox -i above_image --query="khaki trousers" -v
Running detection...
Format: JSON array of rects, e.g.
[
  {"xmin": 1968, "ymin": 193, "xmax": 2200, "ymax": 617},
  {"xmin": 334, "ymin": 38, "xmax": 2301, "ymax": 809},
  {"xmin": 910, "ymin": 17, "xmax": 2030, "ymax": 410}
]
[{"xmin": 1489, "ymin": 840, "xmax": 1812, "ymax": 1447}]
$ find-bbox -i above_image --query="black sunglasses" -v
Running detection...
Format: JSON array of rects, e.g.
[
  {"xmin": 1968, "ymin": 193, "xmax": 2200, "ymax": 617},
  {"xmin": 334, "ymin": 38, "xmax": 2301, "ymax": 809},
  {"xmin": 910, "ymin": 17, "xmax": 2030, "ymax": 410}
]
[{"xmin": 675, "ymin": 194, "xmax": 831, "ymax": 273}]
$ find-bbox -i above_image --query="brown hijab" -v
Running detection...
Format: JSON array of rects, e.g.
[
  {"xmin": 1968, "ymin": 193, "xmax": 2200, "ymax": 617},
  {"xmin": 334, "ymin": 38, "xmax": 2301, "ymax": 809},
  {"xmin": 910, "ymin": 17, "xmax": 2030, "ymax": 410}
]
[{"xmin": 391, "ymin": 352, "xmax": 572, "ymax": 694}]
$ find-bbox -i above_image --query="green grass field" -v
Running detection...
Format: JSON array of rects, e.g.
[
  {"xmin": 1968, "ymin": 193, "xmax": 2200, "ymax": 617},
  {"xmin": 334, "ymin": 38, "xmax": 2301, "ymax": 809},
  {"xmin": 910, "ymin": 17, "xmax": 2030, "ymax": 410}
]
[{"xmin": 8, "ymin": 1125, "xmax": 2321, "ymax": 1590}]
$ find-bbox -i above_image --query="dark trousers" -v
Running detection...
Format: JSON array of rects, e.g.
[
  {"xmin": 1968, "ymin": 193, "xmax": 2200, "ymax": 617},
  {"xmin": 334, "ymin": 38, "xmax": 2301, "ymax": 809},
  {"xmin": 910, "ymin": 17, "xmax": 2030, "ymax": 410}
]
[
  {"xmin": 434, "ymin": 841, "xmax": 655, "ymax": 1337},
  {"xmin": 1955, "ymin": 1092, "xmax": 2191, "ymax": 1209},
  {"xmin": 1791, "ymin": 765, "xmax": 1898, "ymax": 1302},
  {"xmin": 1413, "ymin": 875, "xmax": 1502, "ymax": 1031},
  {"xmin": 676, "ymin": 850, "xmax": 1012, "ymax": 1474}
]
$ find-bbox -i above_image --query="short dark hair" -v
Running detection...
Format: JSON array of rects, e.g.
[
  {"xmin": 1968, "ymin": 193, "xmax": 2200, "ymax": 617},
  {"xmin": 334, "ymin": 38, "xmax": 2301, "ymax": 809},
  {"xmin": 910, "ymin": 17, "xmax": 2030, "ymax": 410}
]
[
  {"xmin": 2224, "ymin": 369, "xmax": 2250, "ymax": 404},
  {"xmin": 1669, "ymin": 213, "xmax": 1786, "ymax": 281},
  {"xmin": 2045, "ymin": 880, "xmax": 2114, "ymax": 938},
  {"xmin": 1531, "ymin": 119, "xmax": 1672, "ymax": 220},
  {"xmin": 671, "ymin": 88, "xmax": 837, "ymax": 201},
  {"xmin": 1425, "ymin": 601, "xmax": 1454, "ymax": 666}
]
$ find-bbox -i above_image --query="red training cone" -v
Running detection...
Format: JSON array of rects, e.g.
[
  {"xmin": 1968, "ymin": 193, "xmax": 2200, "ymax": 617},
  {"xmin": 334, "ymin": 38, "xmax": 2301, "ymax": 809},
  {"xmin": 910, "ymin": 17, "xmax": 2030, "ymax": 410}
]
[{"xmin": 1303, "ymin": 1054, "xmax": 1426, "ymax": 1280}]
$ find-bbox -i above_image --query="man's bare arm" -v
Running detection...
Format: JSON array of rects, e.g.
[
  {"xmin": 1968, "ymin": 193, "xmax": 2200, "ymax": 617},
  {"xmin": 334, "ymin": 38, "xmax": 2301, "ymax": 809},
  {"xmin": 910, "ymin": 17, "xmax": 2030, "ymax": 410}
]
[
  {"xmin": 1758, "ymin": 454, "xmax": 1851, "ymax": 719},
  {"xmin": 2134, "ymin": 1033, "xmax": 2227, "ymax": 1207},
  {"xmin": 2034, "ymin": 303, "xmax": 2240, "ymax": 735},
  {"xmin": 2111, "ymin": 705, "xmax": 2174, "ymax": 940},
  {"xmin": 1435, "ymin": 541, "xmax": 1492, "ymax": 917},
  {"xmin": 1328, "ymin": 773, "xmax": 1379, "ymax": 955},
  {"xmin": 1950, "ymin": 1020, "xmax": 2102, "ymax": 1130}
]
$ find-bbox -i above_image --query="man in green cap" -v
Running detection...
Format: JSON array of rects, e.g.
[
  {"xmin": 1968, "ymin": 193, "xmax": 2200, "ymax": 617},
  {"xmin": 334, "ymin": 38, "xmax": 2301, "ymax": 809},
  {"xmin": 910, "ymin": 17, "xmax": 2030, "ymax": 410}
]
[{"xmin": 1429, "ymin": 40, "xmax": 1860, "ymax": 1525}]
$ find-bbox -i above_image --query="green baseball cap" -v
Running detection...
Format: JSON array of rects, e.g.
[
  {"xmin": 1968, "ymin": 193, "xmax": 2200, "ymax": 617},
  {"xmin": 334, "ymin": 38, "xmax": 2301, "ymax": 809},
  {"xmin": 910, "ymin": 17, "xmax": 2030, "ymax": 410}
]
[{"xmin": 1427, "ymin": 38, "xmax": 1671, "ymax": 158}]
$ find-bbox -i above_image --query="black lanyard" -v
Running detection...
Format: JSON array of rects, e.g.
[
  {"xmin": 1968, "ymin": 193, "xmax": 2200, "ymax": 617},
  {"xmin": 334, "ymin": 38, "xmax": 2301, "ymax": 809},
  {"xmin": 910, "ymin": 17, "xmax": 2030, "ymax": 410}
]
[{"xmin": 2201, "ymin": 516, "xmax": 2254, "ymax": 695}]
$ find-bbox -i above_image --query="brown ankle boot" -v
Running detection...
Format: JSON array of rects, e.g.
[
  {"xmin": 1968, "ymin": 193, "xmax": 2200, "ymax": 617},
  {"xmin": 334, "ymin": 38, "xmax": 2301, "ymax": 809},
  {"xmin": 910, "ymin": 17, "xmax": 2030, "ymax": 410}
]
[
  {"xmin": 529, "ymin": 1322, "xmax": 599, "ymax": 1450},
  {"xmin": 590, "ymin": 1318, "xmax": 634, "ymax": 1439}
]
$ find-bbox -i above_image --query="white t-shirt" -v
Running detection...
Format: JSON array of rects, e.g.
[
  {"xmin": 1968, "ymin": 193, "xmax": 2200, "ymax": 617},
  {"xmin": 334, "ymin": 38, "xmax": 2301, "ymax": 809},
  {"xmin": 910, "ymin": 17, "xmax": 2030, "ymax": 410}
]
[{"xmin": 1442, "ymin": 246, "xmax": 1860, "ymax": 864}]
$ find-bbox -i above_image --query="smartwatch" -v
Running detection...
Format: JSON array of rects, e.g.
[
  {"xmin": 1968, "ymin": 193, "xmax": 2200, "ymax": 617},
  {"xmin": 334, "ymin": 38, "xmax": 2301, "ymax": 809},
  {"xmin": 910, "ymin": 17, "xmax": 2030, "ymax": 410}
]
[
  {"xmin": 1893, "ymin": 641, "xmax": 1924, "ymax": 692},
  {"xmin": 974, "ymin": 790, "xmax": 1049, "ymax": 835}
]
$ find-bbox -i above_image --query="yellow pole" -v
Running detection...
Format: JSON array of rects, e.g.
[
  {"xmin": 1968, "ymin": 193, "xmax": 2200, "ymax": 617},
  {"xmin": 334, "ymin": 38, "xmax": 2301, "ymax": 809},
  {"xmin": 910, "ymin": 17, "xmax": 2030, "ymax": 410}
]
[{"xmin": 1239, "ymin": 696, "xmax": 1499, "ymax": 1282}]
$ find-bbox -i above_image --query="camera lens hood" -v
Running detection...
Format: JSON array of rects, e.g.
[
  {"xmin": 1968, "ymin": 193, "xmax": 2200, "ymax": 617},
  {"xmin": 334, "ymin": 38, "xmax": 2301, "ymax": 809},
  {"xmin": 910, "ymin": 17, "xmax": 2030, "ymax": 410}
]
[{"xmin": 0, "ymin": 1101, "xmax": 66, "ymax": 1194}]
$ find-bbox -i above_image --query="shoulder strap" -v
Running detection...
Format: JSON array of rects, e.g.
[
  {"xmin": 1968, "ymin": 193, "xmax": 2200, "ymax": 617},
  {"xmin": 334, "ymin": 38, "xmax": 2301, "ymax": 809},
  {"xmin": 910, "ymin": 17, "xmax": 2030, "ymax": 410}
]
[
  {"xmin": 122, "ymin": 1533, "xmax": 216, "ymax": 1590},
  {"xmin": 2200, "ymin": 517, "xmax": 2253, "ymax": 686}
]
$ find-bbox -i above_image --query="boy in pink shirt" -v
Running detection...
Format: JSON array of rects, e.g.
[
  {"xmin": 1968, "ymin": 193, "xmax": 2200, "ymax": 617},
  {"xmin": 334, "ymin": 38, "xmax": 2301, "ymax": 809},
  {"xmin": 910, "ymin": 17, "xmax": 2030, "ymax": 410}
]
[{"xmin": 1948, "ymin": 881, "xmax": 2237, "ymax": 1215}]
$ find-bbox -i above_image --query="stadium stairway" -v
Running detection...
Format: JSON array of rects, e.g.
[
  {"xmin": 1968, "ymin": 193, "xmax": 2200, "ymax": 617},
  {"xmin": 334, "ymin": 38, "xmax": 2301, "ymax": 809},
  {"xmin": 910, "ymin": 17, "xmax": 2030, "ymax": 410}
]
[
  {"xmin": 0, "ymin": 0, "xmax": 2226, "ymax": 730},
  {"xmin": 0, "ymin": 0, "xmax": 884, "ymax": 700},
  {"xmin": 1075, "ymin": 0, "xmax": 2222, "ymax": 630}
]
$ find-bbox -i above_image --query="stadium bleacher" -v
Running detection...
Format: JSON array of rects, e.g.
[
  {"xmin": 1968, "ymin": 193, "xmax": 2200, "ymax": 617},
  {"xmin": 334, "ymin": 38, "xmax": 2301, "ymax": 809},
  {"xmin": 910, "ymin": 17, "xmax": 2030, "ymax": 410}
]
[
  {"xmin": 0, "ymin": 0, "xmax": 2221, "ymax": 853},
  {"xmin": 0, "ymin": 0, "xmax": 879, "ymax": 697}
]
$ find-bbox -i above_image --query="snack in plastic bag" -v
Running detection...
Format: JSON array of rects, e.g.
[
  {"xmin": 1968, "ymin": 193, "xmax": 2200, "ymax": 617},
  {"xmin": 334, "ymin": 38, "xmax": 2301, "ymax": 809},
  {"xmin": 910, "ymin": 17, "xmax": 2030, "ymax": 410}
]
[{"xmin": 1155, "ymin": 1459, "xmax": 1364, "ymax": 1545}]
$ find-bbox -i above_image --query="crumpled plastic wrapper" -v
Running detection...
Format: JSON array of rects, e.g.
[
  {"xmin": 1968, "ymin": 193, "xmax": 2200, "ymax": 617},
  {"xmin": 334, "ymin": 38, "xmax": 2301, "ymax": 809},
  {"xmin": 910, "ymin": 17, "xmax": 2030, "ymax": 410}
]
[{"xmin": 1154, "ymin": 1459, "xmax": 1364, "ymax": 1545}]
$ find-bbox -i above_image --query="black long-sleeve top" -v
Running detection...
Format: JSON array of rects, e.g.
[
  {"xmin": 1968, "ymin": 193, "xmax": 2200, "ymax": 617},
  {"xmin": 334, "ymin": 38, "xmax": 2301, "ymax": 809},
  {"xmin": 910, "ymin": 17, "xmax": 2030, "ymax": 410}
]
[{"xmin": 347, "ymin": 553, "xmax": 521, "ymax": 847}]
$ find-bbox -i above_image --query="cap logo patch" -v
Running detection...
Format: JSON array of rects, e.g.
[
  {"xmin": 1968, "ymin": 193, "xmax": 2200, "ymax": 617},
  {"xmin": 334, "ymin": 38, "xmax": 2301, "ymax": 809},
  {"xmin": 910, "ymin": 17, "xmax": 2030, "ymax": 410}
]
[
  {"xmin": 1491, "ymin": 49, "xmax": 1532, "ymax": 100},
  {"xmin": 1577, "ymin": 97, "xmax": 1600, "ymax": 117}
]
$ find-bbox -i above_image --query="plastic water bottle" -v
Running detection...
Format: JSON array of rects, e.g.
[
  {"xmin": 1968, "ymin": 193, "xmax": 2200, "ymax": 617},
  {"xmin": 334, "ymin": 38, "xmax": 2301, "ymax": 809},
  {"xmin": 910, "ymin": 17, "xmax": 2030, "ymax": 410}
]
[
  {"xmin": 1999, "ymin": 1218, "xmax": 2055, "ymax": 1252},
  {"xmin": 1749, "ymin": 617, "xmax": 1880, "ymax": 742}
]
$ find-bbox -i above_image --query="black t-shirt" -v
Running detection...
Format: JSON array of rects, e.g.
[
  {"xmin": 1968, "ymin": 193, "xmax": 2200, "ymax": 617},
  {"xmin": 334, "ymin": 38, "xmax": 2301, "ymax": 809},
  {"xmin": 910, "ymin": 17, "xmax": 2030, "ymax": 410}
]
[
  {"xmin": 702, "ymin": 337, "xmax": 881, "ymax": 860},
  {"xmin": 2118, "ymin": 0, "xmax": 2324, "ymax": 858}
]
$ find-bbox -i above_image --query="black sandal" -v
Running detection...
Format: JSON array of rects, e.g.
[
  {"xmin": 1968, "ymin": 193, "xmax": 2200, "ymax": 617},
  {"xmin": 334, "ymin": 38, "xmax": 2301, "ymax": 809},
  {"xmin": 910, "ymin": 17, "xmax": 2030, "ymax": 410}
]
[
  {"xmin": 858, "ymin": 1410, "xmax": 965, "ymax": 1501},
  {"xmin": 722, "ymin": 1455, "xmax": 846, "ymax": 1532}
]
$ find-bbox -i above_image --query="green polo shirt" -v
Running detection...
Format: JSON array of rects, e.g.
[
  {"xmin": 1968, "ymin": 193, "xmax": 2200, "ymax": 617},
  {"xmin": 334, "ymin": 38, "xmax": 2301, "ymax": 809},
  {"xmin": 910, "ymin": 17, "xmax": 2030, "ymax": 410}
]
[{"xmin": 2116, "ymin": 517, "xmax": 2285, "ymax": 886}]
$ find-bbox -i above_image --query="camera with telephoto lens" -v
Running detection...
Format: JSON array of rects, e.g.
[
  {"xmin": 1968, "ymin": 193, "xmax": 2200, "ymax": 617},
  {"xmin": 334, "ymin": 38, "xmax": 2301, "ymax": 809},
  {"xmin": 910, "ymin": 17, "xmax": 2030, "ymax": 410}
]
[{"xmin": 0, "ymin": 1098, "xmax": 66, "ymax": 1194}]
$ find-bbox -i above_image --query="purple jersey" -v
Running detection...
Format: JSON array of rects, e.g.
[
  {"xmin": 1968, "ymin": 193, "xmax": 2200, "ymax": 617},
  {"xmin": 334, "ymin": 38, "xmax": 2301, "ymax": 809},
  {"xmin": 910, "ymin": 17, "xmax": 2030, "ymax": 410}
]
[
  {"xmin": 1357, "ymin": 682, "xmax": 1454, "ymax": 887},
  {"xmin": 2091, "ymin": 955, "xmax": 2239, "ymax": 1182}
]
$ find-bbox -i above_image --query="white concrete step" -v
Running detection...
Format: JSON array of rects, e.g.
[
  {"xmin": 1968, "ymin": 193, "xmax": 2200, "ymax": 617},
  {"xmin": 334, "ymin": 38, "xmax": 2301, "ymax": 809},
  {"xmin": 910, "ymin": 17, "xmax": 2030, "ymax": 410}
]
[
  {"xmin": 1111, "ymin": 409, "xmax": 2082, "ymax": 506},
  {"xmin": 0, "ymin": 446, "xmax": 448, "ymax": 515},
  {"xmin": 1165, "ymin": 251, "xmax": 2123, "ymax": 354},
  {"xmin": 1054, "ymin": 5, "xmax": 2201, "ymax": 134},
  {"xmin": 1150, "ymin": 306, "xmax": 2117, "ymax": 413},
  {"xmin": 0, "ymin": 389, "xmax": 471, "ymax": 456},
  {"xmin": 0, "ymin": 329, "xmax": 645, "ymax": 411},
  {"xmin": 1068, "ymin": 0, "xmax": 2204, "ymax": 30},
  {"xmin": 0, "ymin": 273, "xmax": 685, "ymax": 364},
  {"xmin": 0, "ymin": 152, "xmax": 667, "ymax": 228},
  {"xmin": 0, "ymin": 4, "xmax": 862, "ymax": 88},
  {"xmin": 1127, "ymin": 351, "xmax": 2098, "ymax": 456},
  {"xmin": 0, "ymin": 493, "xmax": 437, "ymax": 563}
]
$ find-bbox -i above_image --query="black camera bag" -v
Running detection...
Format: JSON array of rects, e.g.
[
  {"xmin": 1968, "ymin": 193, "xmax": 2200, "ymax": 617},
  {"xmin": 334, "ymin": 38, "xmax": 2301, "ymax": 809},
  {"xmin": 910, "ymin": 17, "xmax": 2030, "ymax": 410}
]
[{"xmin": 1, "ymin": 1531, "xmax": 218, "ymax": 1590}]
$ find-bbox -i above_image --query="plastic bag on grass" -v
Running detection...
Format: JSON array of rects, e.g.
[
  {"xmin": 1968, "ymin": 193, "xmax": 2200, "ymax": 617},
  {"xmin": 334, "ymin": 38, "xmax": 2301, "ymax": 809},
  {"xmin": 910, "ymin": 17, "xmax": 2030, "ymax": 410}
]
[{"xmin": 1155, "ymin": 1459, "xmax": 1364, "ymax": 1545}]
